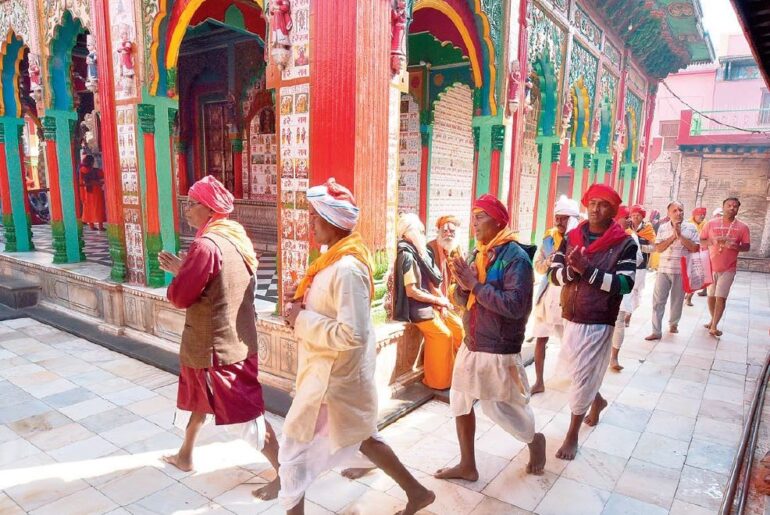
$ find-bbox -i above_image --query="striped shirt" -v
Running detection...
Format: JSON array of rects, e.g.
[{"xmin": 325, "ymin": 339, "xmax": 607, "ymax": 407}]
[{"xmin": 655, "ymin": 221, "xmax": 699, "ymax": 274}]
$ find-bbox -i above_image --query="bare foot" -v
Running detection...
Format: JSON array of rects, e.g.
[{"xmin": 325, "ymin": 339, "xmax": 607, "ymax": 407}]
[
  {"xmin": 609, "ymin": 360, "xmax": 624, "ymax": 372},
  {"xmin": 556, "ymin": 437, "xmax": 579, "ymax": 460},
  {"xmin": 341, "ymin": 467, "xmax": 376, "ymax": 480},
  {"xmin": 434, "ymin": 462, "xmax": 479, "ymax": 482},
  {"xmin": 669, "ymin": 325, "xmax": 678, "ymax": 334},
  {"xmin": 252, "ymin": 478, "xmax": 280, "ymax": 501},
  {"xmin": 584, "ymin": 397, "xmax": 608, "ymax": 427},
  {"xmin": 526, "ymin": 433, "xmax": 546, "ymax": 475},
  {"xmin": 709, "ymin": 328, "xmax": 723, "ymax": 337},
  {"xmin": 162, "ymin": 453, "xmax": 193, "ymax": 472},
  {"xmin": 531, "ymin": 381, "xmax": 545, "ymax": 395},
  {"xmin": 644, "ymin": 334, "xmax": 662, "ymax": 341},
  {"xmin": 704, "ymin": 322, "xmax": 713, "ymax": 329},
  {"xmin": 624, "ymin": 314, "xmax": 631, "ymax": 327},
  {"xmin": 396, "ymin": 488, "xmax": 436, "ymax": 515}
]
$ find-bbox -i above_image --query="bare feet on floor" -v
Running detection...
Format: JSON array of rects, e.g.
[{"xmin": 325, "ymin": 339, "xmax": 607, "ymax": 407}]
[
  {"xmin": 341, "ymin": 467, "xmax": 376, "ymax": 480},
  {"xmin": 531, "ymin": 381, "xmax": 545, "ymax": 394},
  {"xmin": 704, "ymin": 322, "xmax": 713, "ymax": 329},
  {"xmin": 526, "ymin": 433, "xmax": 546, "ymax": 475},
  {"xmin": 669, "ymin": 325, "xmax": 678, "ymax": 334},
  {"xmin": 161, "ymin": 454, "xmax": 193, "ymax": 472},
  {"xmin": 434, "ymin": 462, "xmax": 479, "ymax": 482},
  {"xmin": 555, "ymin": 437, "xmax": 579, "ymax": 460},
  {"xmin": 644, "ymin": 334, "xmax": 662, "ymax": 341},
  {"xmin": 609, "ymin": 360, "xmax": 624, "ymax": 372},
  {"xmin": 396, "ymin": 488, "xmax": 436, "ymax": 515},
  {"xmin": 252, "ymin": 478, "xmax": 280, "ymax": 501},
  {"xmin": 709, "ymin": 328, "xmax": 723, "ymax": 337},
  {"xmin": 584, "ymin": 397, "xmax": 608, "ymax": 427}
]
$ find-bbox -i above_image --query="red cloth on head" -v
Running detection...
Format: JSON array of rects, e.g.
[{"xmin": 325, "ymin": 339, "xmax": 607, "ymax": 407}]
[
  {"xmin": 324, "ymin": 178, "xmax": 357, "ymax": 205},
  {"xmin": 474, "ymin": 194, "xmax": 509, "ymax": 226},
  {"xmin": 630, "ymin": 204, "xmax": 646, "ymax": 218},
  {"xmin": 581, "ymin": 184, "xmax": 622, "ymax": 212},
  {"xmin": 567, "ymin": 220, "xmax": 630, "ymax": 255},
  {"xmin": 692, "ymin": 207, "xmax": 707, "ymax": 217},
  {"xmin": 189, "ymin": 175, "xmax": 234, "ymax": 214},
  {"xmin": 615, "ymin": 205, "xmax": 630, "ymax": 221}
]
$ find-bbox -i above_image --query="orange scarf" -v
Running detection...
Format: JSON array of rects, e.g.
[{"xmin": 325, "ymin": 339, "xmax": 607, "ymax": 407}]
[
  {"xmin": 467, "ymin": 227, "xmax": 518, "ymax": 310},
  {"xmin": 634, "ymin": 222, "xmax": 656, "ymax": 243},
  {"xmin": 294, "ymin": 232, "xmax": 374, "ymax": 301},
  {"xmin": 202, "ymin": 218, "xmax": 258, "ymax": 273}
]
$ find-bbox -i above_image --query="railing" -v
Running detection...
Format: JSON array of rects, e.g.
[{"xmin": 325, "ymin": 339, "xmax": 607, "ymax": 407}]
[{"xmin": 690, "ymin": 108, "xmax": 770, "ymax": 135}]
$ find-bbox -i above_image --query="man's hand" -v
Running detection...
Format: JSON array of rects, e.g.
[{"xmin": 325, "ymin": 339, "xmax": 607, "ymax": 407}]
[
  {"xmin": 450, "ymin": 256, "xmax": 479, "ymax": 291},
  {"xmin": 284, "ymin": 301, "xmax": 303, "ymax": 328},
  {"xmin": 283, "ymin": 283, "xmax": 299, "ymax": 303},
  {"xmin": 158, "ymin": 251, "xmax": 183, "ymax": 276},
  {"xmin": 672, "ymin": 222, "xmax": 682, "ymax": 238},
  {"xmin": 566, "ymin": 246, "xmax": 588, "ymax": 274}
]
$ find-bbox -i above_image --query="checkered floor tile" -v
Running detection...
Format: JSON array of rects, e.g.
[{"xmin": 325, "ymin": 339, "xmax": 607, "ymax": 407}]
[{"xmin": 0, "ymin": 223, "xmax": 279, "ymax": 303}]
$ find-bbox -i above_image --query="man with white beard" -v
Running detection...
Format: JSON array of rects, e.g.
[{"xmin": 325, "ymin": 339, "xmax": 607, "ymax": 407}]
[
  {"xmin": 427, "ymin": 215, "xmax": 464, "ymax": 299},
  {"xmin": 393, "ymin": 213, "xmax": 464, "ymax": 390}
]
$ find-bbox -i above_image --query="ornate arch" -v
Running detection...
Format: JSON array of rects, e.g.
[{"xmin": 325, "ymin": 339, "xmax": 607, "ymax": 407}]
[
  {"xmin": 0, "ymin": 31, "xmax": 27, "ymax": 118},
  {"xmin": 531, "ymin": 55, "xmax": 558, "ymax": 137},
  {"xmin": 47, "ymin": 11, "xmax": 86, "ymax": 111}
]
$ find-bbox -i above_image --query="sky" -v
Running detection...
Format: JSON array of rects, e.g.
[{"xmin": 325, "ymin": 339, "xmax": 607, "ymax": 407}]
[{"xmin": 699, "ymin": 0, "xmax": 742, "ymax": 57}]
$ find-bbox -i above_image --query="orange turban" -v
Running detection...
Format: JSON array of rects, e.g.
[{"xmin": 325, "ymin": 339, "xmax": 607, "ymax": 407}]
[
  {"xmin": 581, "ymin": 184, "xmax": 622, "ymax": 213},
  {"xmin": 436, "ymin": 215, "xmax": 460, "ymax": 229}
]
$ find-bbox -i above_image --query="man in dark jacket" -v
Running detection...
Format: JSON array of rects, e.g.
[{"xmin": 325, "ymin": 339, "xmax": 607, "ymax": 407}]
[
  {"xmin": 549, "ymin": 184, "xmax": 637, "ymax": 461},
  {"xmin": 434, "ymin": 194, "xmax": 546, "ymax": 481}
]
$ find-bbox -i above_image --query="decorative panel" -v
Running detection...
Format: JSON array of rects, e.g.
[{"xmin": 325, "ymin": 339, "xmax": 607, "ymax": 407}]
[
  {"xmin": 141, "ymin": 0, "xmax": 160, "ymax": 86},
  {"xmin": 397, "ymin": 94, "xmax": 421, "ymax": 216},
  {"xmin": 569, "ymin": 41, "xmax": 599, "ymax": 104},
  {"xmin": 528, "ymin": 2, "xmax": 565, "ymax": 76},
  {"xmin": 627, "ymin": 64, "xmax": 647, "ymax": 94},
  {"xmin": 0, "ymin": 0, "xmax": 31, "ymax": 45},
  {"xmin": 43, "ymin": 0, "xmax": 91, "ymax": 44},
  {"xmin": 110, "ymin": 0, "xmax": 138, "ymax": 100},
  {"xmin": 116, "ymin": 105, "xmax": 145, "ymax": 284},
  {"xmin": 281, "ymin": 0, "xmax": 309, "ymax": 81},
  {"xmin": 245, "ymin": 127, "xmax": 277, "ymax": 202},
  {"xmin": 574, "ymin": 4, "xmax": 602, "ymax": 50},
  {"xmin": 428, "ymin": 84, "xmax": 474, "ymax": 251},
  {"xmin": 517, "ymin": 98, "xmax": 541, "ymax": 243},
  {"xmin": 603, "ymin": 40, "xmax": 621, "ymax": 69},
  {"xmin": 480, "ymin": 0, "xmax": 503, "ymax": 62}
]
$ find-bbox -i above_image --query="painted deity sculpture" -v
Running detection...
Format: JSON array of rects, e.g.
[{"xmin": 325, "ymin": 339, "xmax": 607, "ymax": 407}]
[
  {"xmin": 390, "ymin": 0, "xmax": 407, "ymax": 76},
  {"xmin": 506, "ymin": 61, "xmax": 522, "ymax": 117},
  {"xmin": 271, "ymin": 0, "xmax": 293, "ymax": 68},
  {"xmin": 117, "ymin": 30, "xmax": 135, "ymax": 78},
  {"xmin": 86, "ymin": 36, "xmax": 98, "ymax": 88}
]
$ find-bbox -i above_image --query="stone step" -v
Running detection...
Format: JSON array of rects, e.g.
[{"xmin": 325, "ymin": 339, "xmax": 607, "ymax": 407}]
[{"xmin": 0, "ymin": 277, "xmax": 40, "ymax": 309}]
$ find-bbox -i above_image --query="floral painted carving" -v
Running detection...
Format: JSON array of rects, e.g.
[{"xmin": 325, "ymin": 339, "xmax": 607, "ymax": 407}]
[
  {"xmin": 574, "ymin": 5, "xmax": 602, "ymax": 49},
  {"xmin": 527, "ymin": 2, "xmax": 565, "ymax": 75},
  {"xmin": 142, "ymin": 0, "xmax": 160, "ymax": 86},
  {"xmin": 390, "ymin": 0, "xmax": 407, "ymax": 76},
  {"xmin": 43, "ymin": 0, "xmax": 91, "ymax": 46},
  {"xmin": 568, "ymin": 41, "xmax": 599, "ymax": 107},
  {"xmin": 0, "ymin": 0, "xmax": 30, "ymax": 45}
]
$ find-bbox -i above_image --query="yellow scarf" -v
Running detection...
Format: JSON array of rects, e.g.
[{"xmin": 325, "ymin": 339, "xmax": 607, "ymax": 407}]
[
  {"xmin": 689, "ymin": 217, "xmax": 706, "ymax": 233},
  {"xmin": 467, "ymin": 227, "xmax": 518, "ymax": 310},
  {"xmin": 545, "ymin": 226, "xmax": 563, "ymax": 252},
  {"xmin": 202, "ymin": 219, "xmax": 258, "ymax": 273},
  {"xmin": 633, "ymin": 222, "xmax": 656, "ymax": 243},
  {"xmin": 294, "ymin": 232, "xmax": 374, "ymax": 301}
]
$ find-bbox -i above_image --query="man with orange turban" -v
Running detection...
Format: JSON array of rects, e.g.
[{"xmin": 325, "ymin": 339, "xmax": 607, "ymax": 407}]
[
  {"xmin": 685, "ymin": 206, "xmax": 708, "ymax": 305},
  {"xmin": 435, "ymin": 194, "xmax": 546, "ymax": 481},
  {"xmin": 549, "ymin": 184, "xmax": 638, "ymax": 460},
  {"xmin": 427, "ymin": 215, "xmax": 464, "ymax": 298},
  {"xmin": 158, "ymin": 175, "xmax": 276, "ymax": 475},
  {"xmin": 624, "ymin": 204, "xmax": 656, "ymax": 326}
]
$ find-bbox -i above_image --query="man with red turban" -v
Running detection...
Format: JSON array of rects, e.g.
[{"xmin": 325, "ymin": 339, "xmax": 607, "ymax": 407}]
[
  {"xmin": 158, "ymin": 175, "xmax": 277, "ymax": 475},
  {"xmin": 624, "ymin": 204, "xmax": 656, "ymax": 325},
  {"xmin": 435, "ymin": 194, "xmax": 547, "ymax": 481},
  {"xmin": 548, "ymin": 184, "xmax": 638, "ymax": 460}
]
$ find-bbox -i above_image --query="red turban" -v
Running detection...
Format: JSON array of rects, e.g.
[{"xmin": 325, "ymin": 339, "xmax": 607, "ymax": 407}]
[
  {"xmin": 630, "ymin": 204, "xmax": 646, "ymax": 218},
  {"xmin": 474, "ymin": 194, "xmax": 509, "ymax": 226},
  {"xmin": 581, "ymin": 184, "xmax": 622, "ymax": 212},
  {"xmin": 614, "ymin": 205, "xmax": 630, "ymax": 221},
  {"xmin": 436, "ymin": 215, "xmax": 460, "ymax": 228},
  {"xmin": 692, "ymin": 207, "xmax": 707, "ymax": 217},
  {"xmin": 188, "ymin": 175, "xmax": 234, "ymax": 214}
]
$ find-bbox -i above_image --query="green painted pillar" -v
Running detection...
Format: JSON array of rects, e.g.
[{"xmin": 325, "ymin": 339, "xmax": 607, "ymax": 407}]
[
  {"xmin": 46, "ymin": 110, "xmax": 85, "ymax": 263},
  {"xmin": 0, "ymin": 118, "xmax": 33, "ymax": 252},
  {"xmin": 594, "ymin": 153, "xmax": 613, "ymax": 185},
  {"xmin": 490, "ymin": 124, "xmax": 506, "ymax": 198},
  {"xmin": 621, "ymin": 164, "xmax": 633, "ymax": 204},
  {"xmin": 570, "ymin": 147, "xmax": 590, "ymax": 201},
  {"xmin": 534, "ymin": 136, "xmax": 561, "ymax": 242},
  {"xmin": 421, "ymin": 123, "xmax": 432, "ymax": 224}
]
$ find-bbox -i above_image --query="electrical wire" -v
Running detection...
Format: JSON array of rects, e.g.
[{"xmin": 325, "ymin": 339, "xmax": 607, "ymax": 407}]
[{"xmin": 660, "ymin": 80, "xmax": 770, "ymax": 136}]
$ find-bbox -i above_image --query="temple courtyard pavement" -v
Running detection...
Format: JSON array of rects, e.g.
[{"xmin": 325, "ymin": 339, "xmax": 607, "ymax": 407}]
[{"xmin": 0, "ymin": 270, "xmax": 768, "ymax": 514}]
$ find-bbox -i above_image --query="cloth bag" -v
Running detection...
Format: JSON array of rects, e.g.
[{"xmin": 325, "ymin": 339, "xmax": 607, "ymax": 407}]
[{"xmin": 681, "ymin": 249, "xmax": 713, "ymax": 293}]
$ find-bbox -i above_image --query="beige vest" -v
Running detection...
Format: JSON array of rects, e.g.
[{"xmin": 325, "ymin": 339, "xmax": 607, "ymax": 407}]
[{"xmin": 179, "ymin": 233, "xmax": 259, "ymax": 369}]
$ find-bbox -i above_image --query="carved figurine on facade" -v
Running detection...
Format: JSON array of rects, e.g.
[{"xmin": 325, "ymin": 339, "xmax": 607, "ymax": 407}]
[
  {"xmin": 117, "ymin": 29, "xmax": 135, "ymax": 78},
  {"xmin": 560, "ymin": 94, "xmax": 574, "ymax": 141},
  {"xmin": 28, "ymin": 55, "xmax": 43, "ymax": 106},
  {"xmin": 524, "ymin": 74, "xmax": 534, "ymax": 115},
  {"xmin": 270, "ymin": 0, "xmax": 293, "ymax": 69},
  {"xmin": 390, "ymin": 0, "xmax": 407, "ymax": 76},
  {"xmin": 506, "ymin": 60, "xmax": 522, "ymax": 117},
  {"xmin": 86, "ymin": 35, "xmax": 98, "ymax": 92},
  {"xmin": 613, "ymin": 124, "xmax": 627, "ymax": 157}
]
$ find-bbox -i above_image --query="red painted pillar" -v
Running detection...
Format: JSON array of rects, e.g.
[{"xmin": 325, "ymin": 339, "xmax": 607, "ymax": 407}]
[
  {"xmin": 636, "ymin": 88, "xmax": 657, "ymax": 205},
  {"xmin": 628, "ymin": 177, "xmax": 636, "ymax": 206},
  {"xmin": 176, "ymin": 141, "xmax": 189, "ymax": 195},
  {"xmin": 507, "ymin": 0, "xmax": 529, "ymax": 231},
  {"xmin": 0, "ymin": 143, "xmax": 10, "ymax": 219}
]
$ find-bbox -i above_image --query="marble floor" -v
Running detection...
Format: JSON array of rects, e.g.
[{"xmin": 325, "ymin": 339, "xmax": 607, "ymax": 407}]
[{"xmin": 0, "ymin": 270, "xmax": 768, "ymax": 514}]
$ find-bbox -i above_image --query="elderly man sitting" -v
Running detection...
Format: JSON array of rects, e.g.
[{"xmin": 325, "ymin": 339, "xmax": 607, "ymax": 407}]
[{"xmin": 392, "ymin": 213, "xmax": 464, "ymax": 390}]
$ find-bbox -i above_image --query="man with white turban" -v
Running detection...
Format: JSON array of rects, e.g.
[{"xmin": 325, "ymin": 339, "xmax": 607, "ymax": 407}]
[
  {"xmin": 254, "ymin": 179, "xmax": 435, "ymax": 515},
  {"xmin": 393, "ymin": 212, "xmax": 464, "ymax": 390},
  {"xmin": 158, "ymin": 175, "xmax": 277, "ymax": 475},
  {"xmin": 531, "ymin": 195, "xmax": 579, "ymax": 394}
]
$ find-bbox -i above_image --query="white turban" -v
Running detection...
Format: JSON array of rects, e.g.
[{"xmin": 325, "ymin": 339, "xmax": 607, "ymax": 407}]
[
  {"xmin": 397, "ymin": 213, "xmax": 424, "ymax": 238},
  {"xmin": 554, "ymin": 195, "xmax": 580, "ymax": 217},
  {"xmin": 306, "ymin": 179, "xmax": 359, "ymax": 230},
  {"xmin": 712, "ymin": 208, "xmax": 723, "ymax": 218}
]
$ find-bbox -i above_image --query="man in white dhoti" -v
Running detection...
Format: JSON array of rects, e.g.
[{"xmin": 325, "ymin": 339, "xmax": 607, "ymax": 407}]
[
  {"xmin": 256, "ymin": 178, "xmax": 434, "ymax": 515},
  {"xmin": 531, "ymin": 195, "xmax": 579, "ymax": 394},
  {"xmin": 610, "ymin": 206, "xmax": 643, "ymax": 371},
  {"xmin": 549, "ymin": 184, "xmax": 637, "ymax": 460},
  {"xmin": 434, "ymin": 194, "xmax": 546, "ymax": 480}
]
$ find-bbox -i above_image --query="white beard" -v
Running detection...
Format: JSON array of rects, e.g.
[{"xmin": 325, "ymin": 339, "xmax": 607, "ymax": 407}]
[{"xmin": 438, "ymin": 236, "xmax": 456, "ymax": 252}]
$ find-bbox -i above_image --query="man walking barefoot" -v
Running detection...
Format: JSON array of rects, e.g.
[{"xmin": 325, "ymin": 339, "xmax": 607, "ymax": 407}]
[
  {"xmin": 549, "ymin": 185, "xmax": 637, "ymax": 460},
  {"xmin": 435, "ymin": 194, "xmax": 546, "ymax": 479}
]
